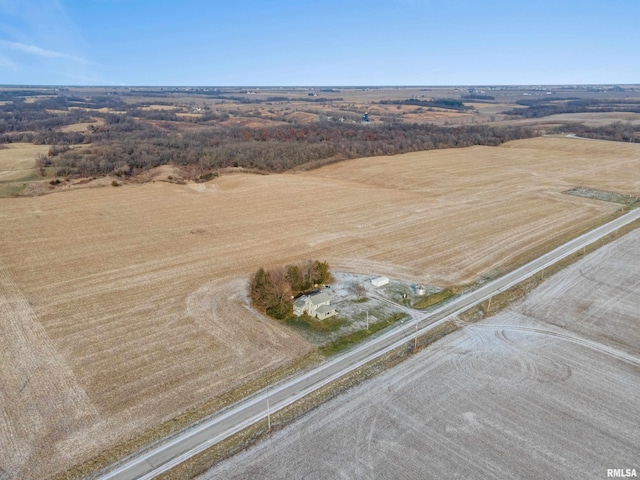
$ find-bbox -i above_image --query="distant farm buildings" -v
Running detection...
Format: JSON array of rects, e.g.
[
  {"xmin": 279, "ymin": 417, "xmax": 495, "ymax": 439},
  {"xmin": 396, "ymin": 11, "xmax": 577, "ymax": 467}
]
[
  {"xmin": 371, "ymin": 276, "xmax": 389, "ymax": 287},
  {"xmin": 293, "ymin": 291, "xmax": 337, "ymax": 320}
]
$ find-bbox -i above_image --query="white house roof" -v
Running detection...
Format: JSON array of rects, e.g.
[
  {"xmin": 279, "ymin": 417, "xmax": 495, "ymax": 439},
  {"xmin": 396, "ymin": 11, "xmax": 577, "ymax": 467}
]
[
  {"xmin": 308, "ymin": 291, "xmax": 330, "ymax": 306},
  {"xmin": 293, "ymin": 295, "xmax": 308, "ymax": 308},
  {"xmin": 316, "ymin": 304, "xmax": 336, "ymax": 314}
]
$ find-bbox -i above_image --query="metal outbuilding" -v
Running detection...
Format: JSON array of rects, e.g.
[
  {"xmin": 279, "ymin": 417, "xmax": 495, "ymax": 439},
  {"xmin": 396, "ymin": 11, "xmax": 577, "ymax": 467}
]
[{"xmin": 371, "ymin": 276, "xmax": 389, "ymax": 287}]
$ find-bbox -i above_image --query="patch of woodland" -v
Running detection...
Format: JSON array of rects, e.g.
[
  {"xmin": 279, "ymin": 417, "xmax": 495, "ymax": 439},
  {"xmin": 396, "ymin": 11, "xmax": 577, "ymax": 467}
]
[
  {"xmin": 15, "ymin": 121, "xmax": 538, "ymax": 179},
  {"xmin": 0, "ymin": 89, "xmax": 538, "ymax": 180},
  {"xmin": 250, "ymin": 261, "xmax": 332, "ymax": 320},
  {"xmin": 502, "ymin": 98, "xmax": 640, "ymax": 118},
  {"xmin": 554, "ymin": 121, "xmax": 640, "ymax": 143},
  {"xmin": 0, "ymin": 96, "xmax": 95, "ymax": 134}
]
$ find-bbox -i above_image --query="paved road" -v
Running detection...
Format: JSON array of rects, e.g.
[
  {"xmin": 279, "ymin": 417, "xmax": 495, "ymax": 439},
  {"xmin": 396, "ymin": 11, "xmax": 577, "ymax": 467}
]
[{"xmin": 98, "ymin": 209, "xmax": 640, "ymax": 480}]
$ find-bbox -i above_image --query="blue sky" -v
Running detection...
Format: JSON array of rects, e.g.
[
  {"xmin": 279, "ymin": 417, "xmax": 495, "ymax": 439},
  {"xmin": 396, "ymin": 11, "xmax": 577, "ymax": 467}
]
[{"xmin": 0, "ymin": 0, "xmax": 638, "ymax": 86}]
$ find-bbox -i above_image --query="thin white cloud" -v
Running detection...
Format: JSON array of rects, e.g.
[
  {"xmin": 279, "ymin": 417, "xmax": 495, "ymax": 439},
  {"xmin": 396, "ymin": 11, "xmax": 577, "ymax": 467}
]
[
  {"xmin": 7, "ymin": 40, "xmax": 63, "ymax": 57},
  {"xmin": 0, "ymin": 52, "xmax": 18, "ymax": 70},
  {"xmin": 2, "ymin": 40, "xmax": 87, "ymax": 63}
]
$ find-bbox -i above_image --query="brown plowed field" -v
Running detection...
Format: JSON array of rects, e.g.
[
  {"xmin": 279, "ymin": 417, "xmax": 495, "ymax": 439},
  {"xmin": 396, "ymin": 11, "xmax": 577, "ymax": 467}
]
[{"xmin": 1, "ymin": 137, "xmax": 639, "ymax": 478}]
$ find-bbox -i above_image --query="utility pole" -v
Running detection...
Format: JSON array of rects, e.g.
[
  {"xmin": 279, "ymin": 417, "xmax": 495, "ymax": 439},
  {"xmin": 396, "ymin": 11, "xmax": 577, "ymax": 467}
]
[
  {"xmin": 485, "ymin": 296, "xmax": 492, "ymax": 317},
  {"xmin": 266, "ymin": 397, "xmax": 271, "ymax": 432},
  {"xmin": 414, "ymin": 321, "xmax": 418, "ymax": 351}
]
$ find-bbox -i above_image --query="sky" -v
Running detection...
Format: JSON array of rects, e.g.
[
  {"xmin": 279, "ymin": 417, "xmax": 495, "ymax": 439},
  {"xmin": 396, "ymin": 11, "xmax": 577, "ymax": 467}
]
[{"xmin": 0, "ymin": 0, "xmax": 639, "ymax": 86}]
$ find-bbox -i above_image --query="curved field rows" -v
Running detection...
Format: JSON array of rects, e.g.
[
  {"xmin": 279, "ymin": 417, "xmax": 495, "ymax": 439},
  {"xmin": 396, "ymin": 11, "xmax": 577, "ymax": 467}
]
[{"xmin": 1, "ymin": 137, "xmax": 639, "ymax": 477}]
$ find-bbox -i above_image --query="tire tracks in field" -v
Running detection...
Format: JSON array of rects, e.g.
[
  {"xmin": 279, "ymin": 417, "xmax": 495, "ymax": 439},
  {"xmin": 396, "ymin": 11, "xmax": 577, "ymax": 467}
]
[
  {"xmin": 447, "ymin": 322, "xmax": 545, "ymax": 389},
  {"xmin": 458, "ymin": 320, "xmax": 640, "ymax": 368}
]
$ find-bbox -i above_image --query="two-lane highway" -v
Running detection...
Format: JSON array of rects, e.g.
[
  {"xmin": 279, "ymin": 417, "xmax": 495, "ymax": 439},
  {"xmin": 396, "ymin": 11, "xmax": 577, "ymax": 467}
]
[{"xmin": 98, "ymin": 208, "xmax": 640, "ymax": 480}]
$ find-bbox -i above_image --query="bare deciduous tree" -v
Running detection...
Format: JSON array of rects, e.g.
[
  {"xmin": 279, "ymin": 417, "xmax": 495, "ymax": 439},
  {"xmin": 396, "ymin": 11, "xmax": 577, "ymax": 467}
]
[{"xmin": 349, "ymin": 282, "xmax": 366, "ymax": 300}]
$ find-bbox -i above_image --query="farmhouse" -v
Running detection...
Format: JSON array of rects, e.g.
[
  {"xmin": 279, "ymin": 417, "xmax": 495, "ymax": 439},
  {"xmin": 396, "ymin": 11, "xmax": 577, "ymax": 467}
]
[{"xmin": 293, "ymin": 291, "xmax": 337, "ymax": 319}]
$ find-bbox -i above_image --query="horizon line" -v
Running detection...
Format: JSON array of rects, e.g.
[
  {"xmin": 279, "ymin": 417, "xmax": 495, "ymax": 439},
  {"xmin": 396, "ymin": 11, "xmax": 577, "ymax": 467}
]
[{"xmin": 1, "ymin": 83, "xmax": 639, "ymax": 89}]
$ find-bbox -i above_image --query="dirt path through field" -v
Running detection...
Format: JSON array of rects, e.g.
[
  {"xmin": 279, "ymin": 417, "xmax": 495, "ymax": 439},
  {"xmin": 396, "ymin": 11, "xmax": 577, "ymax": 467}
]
[{"xmin": 0, "ymin": 263, "xmax": 98, "ymax": 480}]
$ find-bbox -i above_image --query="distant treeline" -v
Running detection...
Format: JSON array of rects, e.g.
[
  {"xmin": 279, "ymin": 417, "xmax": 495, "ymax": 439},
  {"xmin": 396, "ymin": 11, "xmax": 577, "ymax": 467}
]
[
  {"xmin": 218, "ymin": 95, "xmax": 343, "ymax": 104},
  {"xmin": 502, "ymin": 98, "xmax": 640, "ymax": 118},
  {"xmin": 33, "ymin": 122, "xmax": 537, "ymax": 177},
  {"xmin": 379, "ymin": 98, "xmax": 472, "ymax": 111},
  {"xmin": 461, "ymin": 94, "xmax": 495, "ymax": 101}
]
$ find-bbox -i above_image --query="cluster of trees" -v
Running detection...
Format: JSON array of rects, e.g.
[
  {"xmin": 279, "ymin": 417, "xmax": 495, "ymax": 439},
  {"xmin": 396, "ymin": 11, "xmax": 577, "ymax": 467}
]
[
  {"xmin": 250, "ymin": 260, "xmax": 332, "ymax": 319},
  {"xmin": 502, "ymin": 98, "xmax": 640, "ymax": 118}
]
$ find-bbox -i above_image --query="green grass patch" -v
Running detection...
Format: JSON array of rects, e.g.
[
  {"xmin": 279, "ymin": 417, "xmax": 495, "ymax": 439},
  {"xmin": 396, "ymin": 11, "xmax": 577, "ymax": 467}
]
[
  {"xmin": 286, "ymin": 315, "xmax": 347, "ymax": 333},
  {"xmin": 564, "ymin": 187, "xmax": 640, "ymax": 206},
  {"xmin": 412, "ymin": 289, "xmax": 456, "ymax": 309},
  {"xmin": 0, "ymin": 170, "xmax": 45, "ymax": 197},
  {"xmin": 319, "ymin": 312, "xmax": 407, "ymax": 356},
  {"xmin": 0, "ymin": 182, "xmax": 27, "ymax": 197}
]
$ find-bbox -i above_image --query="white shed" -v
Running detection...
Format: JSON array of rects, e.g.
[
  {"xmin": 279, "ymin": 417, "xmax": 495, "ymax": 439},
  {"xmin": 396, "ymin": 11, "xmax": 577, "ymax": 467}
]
[{"xmin": 371, "ymin": 276, "xmax": 389, "ymax": 287}]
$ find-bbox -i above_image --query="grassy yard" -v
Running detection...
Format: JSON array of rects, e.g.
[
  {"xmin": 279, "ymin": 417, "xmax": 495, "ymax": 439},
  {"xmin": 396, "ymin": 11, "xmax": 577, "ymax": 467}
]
[
  {"xmin": 319, "ymin": 312, "xmax": 407, "ymax": 356},
  {"xmin": 412, "ymin": 289, "xmax": 456, "ymax": 309},
  {"xmin": 286, "ymin": 315, "xmax": 347, "ymax": 333}
]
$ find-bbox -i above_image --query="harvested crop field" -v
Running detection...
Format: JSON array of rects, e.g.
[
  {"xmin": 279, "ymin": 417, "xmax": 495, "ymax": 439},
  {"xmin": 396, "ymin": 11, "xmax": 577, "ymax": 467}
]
[
  {"xmin": 0, "ymin": 143, "xmax": 49, "ymax": 182},
  {"xmin": 1, "ymin": 137, "xmax": 639, "ymax": 478},
  {"xmin": 202, "ymin": 228, "xmax": 640, "ymax": 480}
]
